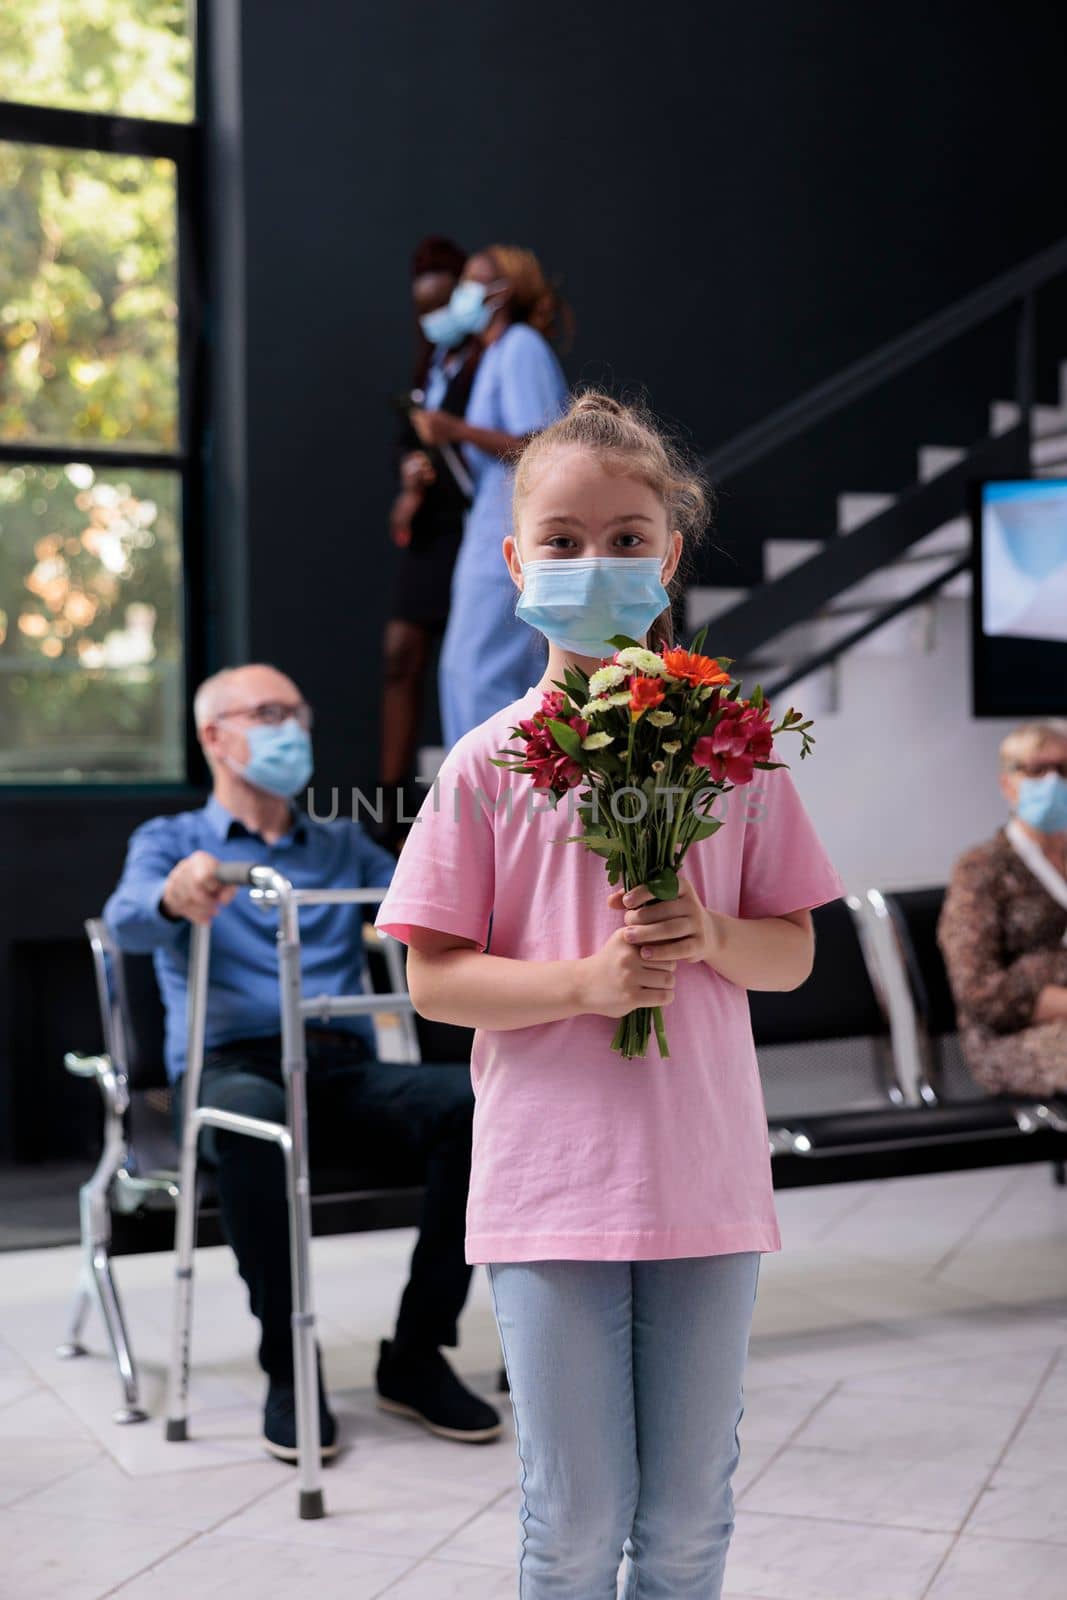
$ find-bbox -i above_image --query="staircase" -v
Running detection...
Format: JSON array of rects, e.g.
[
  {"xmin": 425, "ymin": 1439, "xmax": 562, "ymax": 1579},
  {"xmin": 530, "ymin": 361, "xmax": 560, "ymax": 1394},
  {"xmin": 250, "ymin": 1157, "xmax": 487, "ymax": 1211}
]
[
  {"xmin": 688, "ymin": 369, "xmax": 1067, "ymax": 713},
  {"xmin": 678, "ymin": 237, "xmax": 1067, "ymax": 714}
]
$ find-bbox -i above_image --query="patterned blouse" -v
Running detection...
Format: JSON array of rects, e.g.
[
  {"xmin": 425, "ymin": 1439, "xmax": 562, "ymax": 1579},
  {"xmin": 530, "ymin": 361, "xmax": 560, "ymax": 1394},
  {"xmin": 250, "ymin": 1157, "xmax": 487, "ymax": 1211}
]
[{"xmin": 938, "ymin": 827, "xmax": 1067, "ymax": 1094}]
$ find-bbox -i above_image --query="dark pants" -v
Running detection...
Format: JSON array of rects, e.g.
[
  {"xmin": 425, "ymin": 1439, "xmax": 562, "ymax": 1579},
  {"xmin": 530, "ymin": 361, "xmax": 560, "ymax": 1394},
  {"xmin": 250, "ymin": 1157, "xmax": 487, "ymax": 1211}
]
[{"xmin": 175, "ymin": 1032, "xmax": 475, "ymax": 1383}]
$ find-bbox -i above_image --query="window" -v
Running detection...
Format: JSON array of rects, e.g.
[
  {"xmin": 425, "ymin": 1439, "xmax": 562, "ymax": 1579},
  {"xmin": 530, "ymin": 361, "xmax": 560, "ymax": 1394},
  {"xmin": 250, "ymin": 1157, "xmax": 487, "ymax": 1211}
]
[{"xmin": 0, "ymin": 2, "xmax": 199, "ymax": 784}]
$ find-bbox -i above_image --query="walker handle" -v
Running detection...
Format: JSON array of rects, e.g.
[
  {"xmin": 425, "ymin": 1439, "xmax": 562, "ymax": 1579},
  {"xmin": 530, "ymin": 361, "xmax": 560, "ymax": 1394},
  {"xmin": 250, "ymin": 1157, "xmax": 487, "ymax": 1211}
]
[{"xmin": 214, "ymin": 861, "xmax": 258, "ymax": 887}]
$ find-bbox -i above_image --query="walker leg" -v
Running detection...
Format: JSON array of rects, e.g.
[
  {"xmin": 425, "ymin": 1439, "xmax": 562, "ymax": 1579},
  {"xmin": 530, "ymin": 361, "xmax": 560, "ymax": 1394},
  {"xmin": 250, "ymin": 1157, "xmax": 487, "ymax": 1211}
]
[
  {"xmin": 279, "ymin": 928, "xmax": 324, "ymax": 1520},
  {"xmin": 165, "ymin": 1122, "xmax": 200, "ymax": 1441},
  {"xmin": 1053, "ymin": 1160, "xmax": 1066, "ymax": 1188}
]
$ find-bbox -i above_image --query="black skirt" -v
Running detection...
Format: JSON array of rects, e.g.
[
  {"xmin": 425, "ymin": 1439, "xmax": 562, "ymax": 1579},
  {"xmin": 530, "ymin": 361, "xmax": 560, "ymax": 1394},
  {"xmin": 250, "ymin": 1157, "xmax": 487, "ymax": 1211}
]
[{"xmin": 389, "ymin": 510, "xmax": 464, "ymax": 630}]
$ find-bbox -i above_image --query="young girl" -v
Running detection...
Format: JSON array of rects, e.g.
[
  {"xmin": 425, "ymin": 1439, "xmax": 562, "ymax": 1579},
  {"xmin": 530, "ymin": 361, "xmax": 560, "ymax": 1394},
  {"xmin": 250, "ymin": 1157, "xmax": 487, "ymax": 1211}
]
[{"xmin": 375, "ymin": 393, "xmax": 845, "ymax": 1598}]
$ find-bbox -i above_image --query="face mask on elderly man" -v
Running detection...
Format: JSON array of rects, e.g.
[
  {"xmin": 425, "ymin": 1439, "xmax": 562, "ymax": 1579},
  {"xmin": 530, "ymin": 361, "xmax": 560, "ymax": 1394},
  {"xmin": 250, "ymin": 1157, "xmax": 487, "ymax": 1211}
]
[
  {"xmin": 1015, "ymin": 771, "xmax": 1067, "ymax": 834},
  {"xmin": 226, "ymin": 719, "xmax": 314, "ymax": 799}
]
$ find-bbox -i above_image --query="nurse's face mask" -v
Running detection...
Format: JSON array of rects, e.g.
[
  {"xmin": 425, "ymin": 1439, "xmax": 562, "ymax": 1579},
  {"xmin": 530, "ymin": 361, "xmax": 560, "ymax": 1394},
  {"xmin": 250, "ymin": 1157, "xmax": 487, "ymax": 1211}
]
[{"xmin": 445, "ymin": 277, "xmax": 510, "ymax": 339}]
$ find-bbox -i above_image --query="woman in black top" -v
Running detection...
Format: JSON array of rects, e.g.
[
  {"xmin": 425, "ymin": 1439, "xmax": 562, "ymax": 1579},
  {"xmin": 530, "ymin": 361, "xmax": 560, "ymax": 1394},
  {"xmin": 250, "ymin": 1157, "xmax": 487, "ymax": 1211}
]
[{"xmin": 380, "ymin": 238, "xmax": 479, "ymax": 836}]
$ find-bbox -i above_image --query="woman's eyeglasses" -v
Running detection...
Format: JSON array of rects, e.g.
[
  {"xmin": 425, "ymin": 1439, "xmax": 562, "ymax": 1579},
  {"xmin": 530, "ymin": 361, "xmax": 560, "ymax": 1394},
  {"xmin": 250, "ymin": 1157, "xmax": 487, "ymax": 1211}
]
[
  {"xmin": 216, "ymin": 700, "xmax": 314, "ymax": 730},
  {"xmin": 1011, "ymin": 760, "xmax": 1067, "ymax": 780}
]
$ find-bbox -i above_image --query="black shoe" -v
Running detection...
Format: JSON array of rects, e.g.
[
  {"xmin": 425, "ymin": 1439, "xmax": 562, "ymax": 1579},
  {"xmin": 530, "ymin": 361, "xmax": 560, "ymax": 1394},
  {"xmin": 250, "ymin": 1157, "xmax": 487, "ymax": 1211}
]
[
  {"xmin": 376, "ymin": 1339, "xmax": 502, "ymax": 1443},
  {"xmin": 262, "ymin": 1377, "xmax": 339, "ymax": 1464}
]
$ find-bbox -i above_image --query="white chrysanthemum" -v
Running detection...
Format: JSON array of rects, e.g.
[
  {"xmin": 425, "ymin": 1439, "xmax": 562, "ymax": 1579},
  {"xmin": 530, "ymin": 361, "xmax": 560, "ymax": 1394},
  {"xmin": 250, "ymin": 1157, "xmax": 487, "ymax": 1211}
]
[
  {"xmin": 581, "ymin": 731, "xmax": 614, "ymax": 750},
  {"xmin": 588, "ymin": 663, "xmax": 626, "ymax": 695},
  {"xmin": 580, "ymin": 697, "xmax": 609, "ymax": 717},
  {"xmin": 604, "ymin": 690, "xmax": 633, "ymax": 706},
  {"xmin": 662, "ymin": 739, "xmax": 682, "ymax": 754},
  {"xmin": 614, "ymin": 647, "xmax": 668, "ymax": 676},
  {"xmin": 647, "ymin": 710, "xmax": 676, "ymax": 727},
  {"xmin": 651, "ymin": 759, "xmax": 665, "ymax": 773}
]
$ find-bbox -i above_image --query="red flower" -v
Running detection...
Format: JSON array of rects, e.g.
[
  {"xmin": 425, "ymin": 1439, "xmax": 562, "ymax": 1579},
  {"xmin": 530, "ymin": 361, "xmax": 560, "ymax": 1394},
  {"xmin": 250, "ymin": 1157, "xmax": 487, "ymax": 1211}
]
[
  {"xmin": 662, "ymin": 648, "xmax": 731, "ymax": 687},
  {"xmin": 629, "ymin": 676, "xmax": 666, "ymax": 718},
  {"xmin": 538, "ymin": 689, "xmax": 567, "ymax": 721},
  {"xmin": 517, "ymin": 707, "xmax": 589, "ymax": 795},
  {"xmin": 693, "ymin": 699, "xmax": 774, "ymax": 786}
]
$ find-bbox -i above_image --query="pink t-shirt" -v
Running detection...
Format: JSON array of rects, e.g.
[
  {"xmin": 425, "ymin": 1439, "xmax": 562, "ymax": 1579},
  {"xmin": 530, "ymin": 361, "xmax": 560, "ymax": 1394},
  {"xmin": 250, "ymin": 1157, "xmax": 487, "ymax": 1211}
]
[{"xmin": 375, "ymin": 686, "xmax": 846, "ymax": 1265}]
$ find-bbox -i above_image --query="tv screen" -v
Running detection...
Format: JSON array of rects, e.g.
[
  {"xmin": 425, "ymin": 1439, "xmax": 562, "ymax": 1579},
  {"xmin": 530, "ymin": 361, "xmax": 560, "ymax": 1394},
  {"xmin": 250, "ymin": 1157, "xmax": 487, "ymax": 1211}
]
[{"xmin": 972, "ymin": 478, "xmax": 1067, "ymax": 717}]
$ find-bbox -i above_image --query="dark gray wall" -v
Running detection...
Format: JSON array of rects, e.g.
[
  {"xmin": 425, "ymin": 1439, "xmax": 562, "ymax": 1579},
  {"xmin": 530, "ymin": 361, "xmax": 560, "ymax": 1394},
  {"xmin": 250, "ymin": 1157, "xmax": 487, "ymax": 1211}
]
[{"xmin": 2, "ymin": 0, "xmax": 1065, "ymax": 1157}]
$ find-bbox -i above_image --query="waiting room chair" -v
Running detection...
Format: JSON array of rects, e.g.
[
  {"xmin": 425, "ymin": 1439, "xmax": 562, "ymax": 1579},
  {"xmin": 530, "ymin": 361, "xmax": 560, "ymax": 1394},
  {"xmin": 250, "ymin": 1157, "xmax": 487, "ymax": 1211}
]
[
  {"xmin": 871, "ymin": 886, "xmax": 1067, "ymax": 1179},
  {"xmin": 58, "ymin": 900, "xmax": 431, "ymax": 1431}
]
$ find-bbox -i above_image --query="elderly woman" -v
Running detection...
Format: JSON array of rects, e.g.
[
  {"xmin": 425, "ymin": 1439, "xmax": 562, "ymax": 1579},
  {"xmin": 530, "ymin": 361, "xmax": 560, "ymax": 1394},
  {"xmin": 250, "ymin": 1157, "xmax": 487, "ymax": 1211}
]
[{"xmin": 938, "ymin": 720, "xmax": 1067, "ymax": 1095}]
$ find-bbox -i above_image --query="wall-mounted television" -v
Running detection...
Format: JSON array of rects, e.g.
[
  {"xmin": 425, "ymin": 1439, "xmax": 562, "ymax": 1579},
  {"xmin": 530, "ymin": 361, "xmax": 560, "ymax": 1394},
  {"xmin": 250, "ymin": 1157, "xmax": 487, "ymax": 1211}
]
[{"xmin": 971, "ymin": 478, "xmax": 1067, "ymax": 718}]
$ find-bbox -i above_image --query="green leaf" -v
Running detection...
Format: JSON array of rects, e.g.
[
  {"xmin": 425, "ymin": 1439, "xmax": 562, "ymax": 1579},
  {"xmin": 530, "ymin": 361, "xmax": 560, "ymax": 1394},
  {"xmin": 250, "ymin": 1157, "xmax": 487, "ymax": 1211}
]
[
  {"xmin": 646, "ymin": 865, "xmax": 680, "ymax": 900},
  {"xmin": 546, "ymin": 718, "xmax": 583, "ymax": 758},
  {"xmin": 688, "ymin": 817, "xmax": 723, "ymax": 842},
  {"xmin": 749, "ymin": 684, "xmax": 764, "ymax": 709},
  {"xmin": 688, "ymin": 623, "xmax": 709, "ymax": 655},
  {"xmin": 605, "ymin": 633, "xmax": 641, "ymax": 651}
]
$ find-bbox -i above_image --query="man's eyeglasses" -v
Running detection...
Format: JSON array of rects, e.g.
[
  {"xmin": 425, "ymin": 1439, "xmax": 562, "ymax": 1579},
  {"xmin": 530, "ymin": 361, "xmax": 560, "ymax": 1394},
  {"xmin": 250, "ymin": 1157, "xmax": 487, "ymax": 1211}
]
[
  {"xmin": 1010, "ymin": 760, "xmax": 1067, "ymax": 780},
  {"xmin": 215, "ymin": 700, "xmax": 314, "ymax": 730}
]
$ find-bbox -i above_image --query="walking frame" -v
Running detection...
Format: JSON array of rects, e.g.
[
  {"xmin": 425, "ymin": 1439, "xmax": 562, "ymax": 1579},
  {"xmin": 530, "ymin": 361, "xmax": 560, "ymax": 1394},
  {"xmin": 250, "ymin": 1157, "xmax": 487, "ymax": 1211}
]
[{"xmin": 163, "ymin": 863, "xmax": 417, "ymax": 1521}]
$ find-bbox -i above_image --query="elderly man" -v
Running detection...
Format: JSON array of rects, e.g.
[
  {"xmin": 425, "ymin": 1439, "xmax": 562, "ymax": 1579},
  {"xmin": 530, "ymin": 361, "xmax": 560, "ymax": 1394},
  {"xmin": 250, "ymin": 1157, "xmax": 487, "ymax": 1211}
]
[
  {"xmin": 104, "ymin": 663, "xmax": 500, "ymax": 1459},
  {"xmin": 939, "ymin": 718, "xmax": 1067, "ymax": 1096}
]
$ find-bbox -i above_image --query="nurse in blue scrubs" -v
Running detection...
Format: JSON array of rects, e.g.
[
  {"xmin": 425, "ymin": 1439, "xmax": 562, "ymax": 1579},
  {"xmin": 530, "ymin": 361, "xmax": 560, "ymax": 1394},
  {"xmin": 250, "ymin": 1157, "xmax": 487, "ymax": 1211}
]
[{"xmin": 411, "ymin": 245, "xmax": 569, "ymax": 746}]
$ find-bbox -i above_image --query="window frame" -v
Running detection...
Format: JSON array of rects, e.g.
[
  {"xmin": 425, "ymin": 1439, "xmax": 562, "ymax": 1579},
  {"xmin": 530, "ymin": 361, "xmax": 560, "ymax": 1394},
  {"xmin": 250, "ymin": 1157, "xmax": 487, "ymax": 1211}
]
[{"xmin": 0, "ymin": 69, "xmax": 205, "ymax": 793}]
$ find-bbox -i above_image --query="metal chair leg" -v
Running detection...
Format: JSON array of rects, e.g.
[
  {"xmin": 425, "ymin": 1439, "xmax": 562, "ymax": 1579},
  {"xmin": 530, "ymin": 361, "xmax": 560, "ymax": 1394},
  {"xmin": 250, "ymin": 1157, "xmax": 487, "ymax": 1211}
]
[
  {"xmin": 56, "ymin": 1278, "xmax": 92, "ymax": 1360},
  {"xmin": 90, "ymin": 1244, "xmax": 147, "ymax": 1424},
  {"xmin": 1053, "ymin": 1160, "xmax": 1066, "ymax": 1188}
]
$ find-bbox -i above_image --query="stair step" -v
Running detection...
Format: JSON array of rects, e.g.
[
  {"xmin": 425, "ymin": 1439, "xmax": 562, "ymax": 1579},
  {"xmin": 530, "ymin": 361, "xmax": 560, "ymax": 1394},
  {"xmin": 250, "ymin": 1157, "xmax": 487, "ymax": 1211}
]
[
  {"xmin": 686, "ymin": 586, "xmax": 748, "ymax": 634},
  {"xmin": 990, "ymin": 399, "xmax": 1067, "ymax": 438},
  {"xmin": 1032, "ymin": 431, "xmax": 1067, "ymax": 470},
  {"xmin": 910, "ymin": 515, "xmax": 970, "ymax": 557},
  {"xmin": 837, "ymin": 491, "xmax": 895, "ymax": 534},
  {"xmin": 762, "ymin": 538, "xmax": 824, "ymax": 583},
  {"xmin": 917, "ymin": 445, "xmax": 966, "ymax": 481},
  {"xmin": 823, "ymin": 551, "xmax": 967, "ymax": 612}
]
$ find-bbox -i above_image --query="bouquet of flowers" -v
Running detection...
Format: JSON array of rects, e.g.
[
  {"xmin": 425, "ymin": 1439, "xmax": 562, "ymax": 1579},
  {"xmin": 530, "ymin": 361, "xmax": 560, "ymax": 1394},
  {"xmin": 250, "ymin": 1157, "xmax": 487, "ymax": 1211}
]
[{"xmin": 492, "ymin": 628, "xmax": 815, "ymax": 1059}]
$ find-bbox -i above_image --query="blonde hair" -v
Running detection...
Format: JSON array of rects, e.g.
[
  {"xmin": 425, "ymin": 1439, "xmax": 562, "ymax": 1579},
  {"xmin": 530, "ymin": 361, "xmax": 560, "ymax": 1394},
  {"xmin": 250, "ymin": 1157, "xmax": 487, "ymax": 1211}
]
[
  {"xmin": 488, "ymin": 244, "xmax": 572, "ymax": 345},
  {"xmin": 999, "ymin": 719, "xmax": 1067, "ymax": 770},
  {"xmin": 512, "ymin": 390, "xmax": 713, "ymax": 652}
]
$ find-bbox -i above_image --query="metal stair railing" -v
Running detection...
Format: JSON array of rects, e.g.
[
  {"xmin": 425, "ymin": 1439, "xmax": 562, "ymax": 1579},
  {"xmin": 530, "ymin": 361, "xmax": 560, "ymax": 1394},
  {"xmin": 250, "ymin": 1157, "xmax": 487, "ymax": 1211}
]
[{"xmin": 700, "ymin": 235, "xmax": 1067, "ymax": 681}]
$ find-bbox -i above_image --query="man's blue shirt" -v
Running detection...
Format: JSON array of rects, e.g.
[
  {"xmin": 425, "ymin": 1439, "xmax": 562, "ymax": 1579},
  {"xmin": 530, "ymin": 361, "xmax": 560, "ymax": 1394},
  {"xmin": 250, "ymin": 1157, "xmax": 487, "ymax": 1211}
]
[{"xmin": 103, "ymin": 797, "xmax": 396, "ymax": 1082}]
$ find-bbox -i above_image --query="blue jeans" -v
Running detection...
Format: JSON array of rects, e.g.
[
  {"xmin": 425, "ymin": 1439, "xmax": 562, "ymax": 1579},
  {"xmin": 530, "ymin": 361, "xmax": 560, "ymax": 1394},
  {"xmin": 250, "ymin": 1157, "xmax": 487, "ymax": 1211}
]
[{"xmin": 487, "ymin": 1253, "xmax": 761, "ymax": 1599}]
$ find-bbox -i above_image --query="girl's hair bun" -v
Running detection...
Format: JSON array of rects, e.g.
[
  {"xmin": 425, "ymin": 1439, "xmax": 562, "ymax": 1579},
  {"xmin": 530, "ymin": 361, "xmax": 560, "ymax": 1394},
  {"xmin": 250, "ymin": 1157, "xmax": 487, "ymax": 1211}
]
[{"xmin": 570, "ymin": 392, "xmax": 625, "ymax": 418}]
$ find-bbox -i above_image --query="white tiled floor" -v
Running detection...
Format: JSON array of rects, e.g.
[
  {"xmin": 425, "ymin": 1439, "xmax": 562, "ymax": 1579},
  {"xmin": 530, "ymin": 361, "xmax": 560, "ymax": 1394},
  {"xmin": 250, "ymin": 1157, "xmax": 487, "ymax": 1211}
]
[{"xmin": 1, "ymin": 1165, "xmax": 1067, "ymax": 1598}]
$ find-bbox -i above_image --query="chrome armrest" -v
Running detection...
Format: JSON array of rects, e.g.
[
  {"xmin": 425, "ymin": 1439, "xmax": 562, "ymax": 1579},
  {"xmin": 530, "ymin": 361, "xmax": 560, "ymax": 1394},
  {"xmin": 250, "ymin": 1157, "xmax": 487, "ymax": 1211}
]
[
  {"xmin": 64, "ymin": 1051, "xmax": 130, "ymax": 1116},
  {"xmin": 112, "ymin": 1169, "xmax": 180, "ymax": 1214}
]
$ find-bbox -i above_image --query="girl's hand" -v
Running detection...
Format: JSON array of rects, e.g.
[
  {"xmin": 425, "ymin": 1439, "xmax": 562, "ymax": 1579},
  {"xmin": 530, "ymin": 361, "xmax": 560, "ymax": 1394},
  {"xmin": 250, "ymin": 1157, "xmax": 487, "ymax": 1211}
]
[
  {"xmin": 606, "ymin": 875, "xmax": 715, "ymax": 964},
  {"xmin": 575, "ymin": 928, "xmax": 677, "ymax": 1018},
  {"xmin": 411, "ymin": 409, "xmax": 461, "ymax": 447}
]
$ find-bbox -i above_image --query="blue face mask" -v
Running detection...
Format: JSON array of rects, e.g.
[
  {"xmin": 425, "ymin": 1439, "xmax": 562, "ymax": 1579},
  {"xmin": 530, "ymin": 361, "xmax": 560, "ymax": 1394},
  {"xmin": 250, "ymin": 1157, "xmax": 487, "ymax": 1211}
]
[
  {"xmin": 230, "ymin": 719, "xmax": 314, "ymax": 799},
  {"xmin": 425, "ymin": 278, "xmax": 508, "ymax": 345},
  {"xmin": 1016, "ymin": 772, "xmax": 1067, "ymax": 834},
  {"xmin": 419, "ymin": 302, "xmax": 465, "ymax": 349},
  {"xmin": 515, "ymin": 556, "xmax": 671, "ymax": 658}
]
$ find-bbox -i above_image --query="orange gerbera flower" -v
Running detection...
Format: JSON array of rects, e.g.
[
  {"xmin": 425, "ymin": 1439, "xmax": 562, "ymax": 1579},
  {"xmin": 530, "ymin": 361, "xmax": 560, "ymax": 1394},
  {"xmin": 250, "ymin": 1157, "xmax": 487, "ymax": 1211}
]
[
  {"xmin": 629, "ymin": 675, "xmax": 666, "ymax": 717},
  {"xmin": 662, "ymin": 647, "xmax": 731, "ymax": 687}
]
